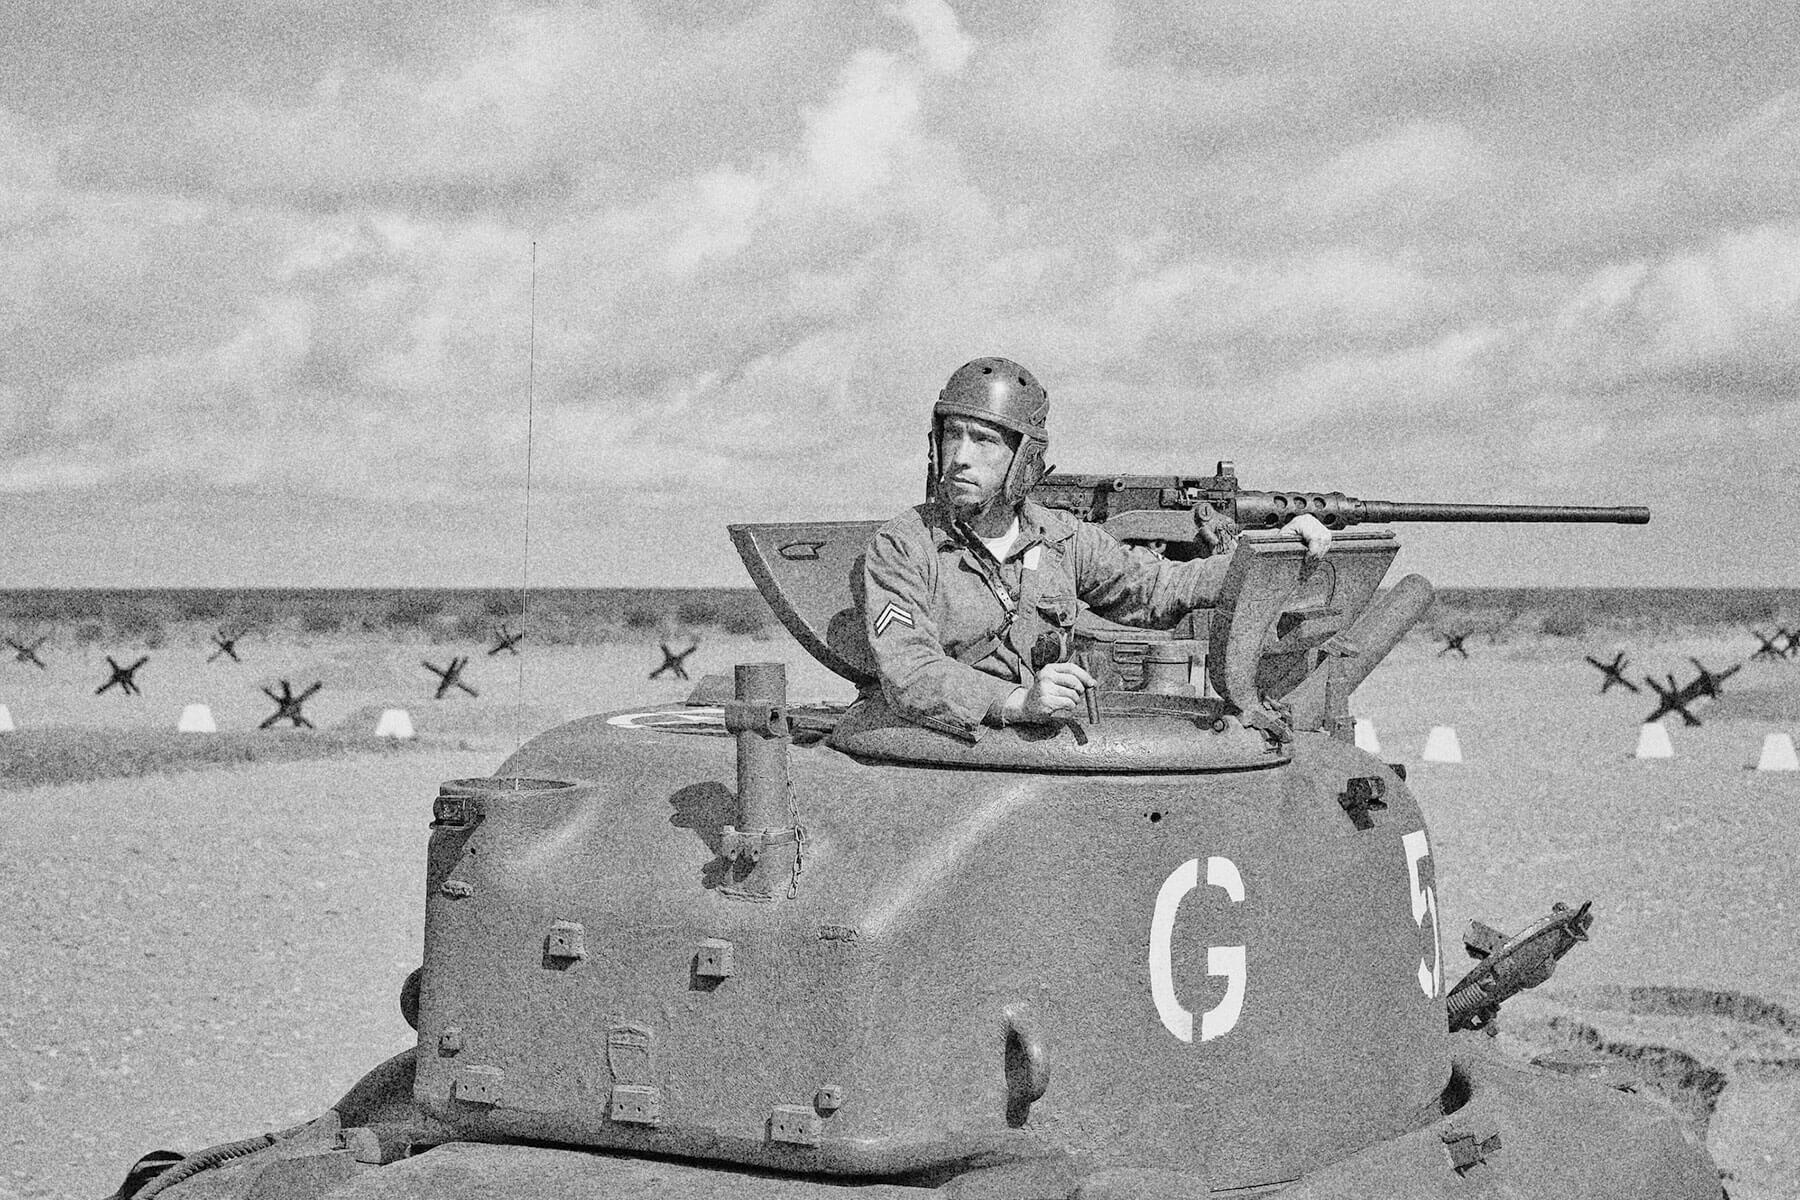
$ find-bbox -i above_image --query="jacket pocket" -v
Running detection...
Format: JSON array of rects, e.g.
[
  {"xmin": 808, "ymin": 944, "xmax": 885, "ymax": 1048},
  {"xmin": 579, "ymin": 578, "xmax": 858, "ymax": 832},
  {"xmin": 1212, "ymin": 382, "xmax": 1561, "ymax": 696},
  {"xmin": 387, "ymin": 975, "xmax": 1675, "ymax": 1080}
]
[{"xmin": 1032, "ymin": 592, "xmax": 1078, "ymax": 628}]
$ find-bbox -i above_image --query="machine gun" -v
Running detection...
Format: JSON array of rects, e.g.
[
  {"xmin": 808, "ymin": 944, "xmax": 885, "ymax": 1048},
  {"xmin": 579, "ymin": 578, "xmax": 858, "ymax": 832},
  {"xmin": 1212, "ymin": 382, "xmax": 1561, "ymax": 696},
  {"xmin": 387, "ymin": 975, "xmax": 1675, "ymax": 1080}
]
[{"xmin": 1033, "ymin": 463, "xmax": 1649, "ymax": 552}]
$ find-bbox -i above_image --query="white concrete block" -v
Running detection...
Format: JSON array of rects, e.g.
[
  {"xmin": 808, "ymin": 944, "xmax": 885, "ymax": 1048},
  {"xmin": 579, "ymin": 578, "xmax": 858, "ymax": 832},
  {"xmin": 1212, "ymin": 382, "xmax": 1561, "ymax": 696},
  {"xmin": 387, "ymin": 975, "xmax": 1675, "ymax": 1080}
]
[
  {"xmin": 177, "ymin": 703, "xmax": 217, "ymax": 733},
  {"xmin": 1635, "ymin": 722, "xmax": 1674, "ymax": 759},
  {"xmin": 376, "ymin": 708, "xmax": 416, "ymax": 739},
  {"xmin": 1754, "ymin": 732, "xmax": 1798, "ymax": 772},
  {"xmin": 1421, "ymin": 725, "xmax": 1462, "ymax": 763}
]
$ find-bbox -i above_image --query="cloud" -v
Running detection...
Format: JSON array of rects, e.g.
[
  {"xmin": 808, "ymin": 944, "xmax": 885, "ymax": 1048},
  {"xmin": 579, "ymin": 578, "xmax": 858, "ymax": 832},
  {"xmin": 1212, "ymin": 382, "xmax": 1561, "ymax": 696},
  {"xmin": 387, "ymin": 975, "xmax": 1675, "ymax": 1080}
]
[
  {"xmin": 889, "ymin": 0, "xmax": 972, "ymax": 74},
  {"xmin": 1603, "ymin": 89, "xmax": 1800, "ymax": 254},
  {"xmin": 3, "ymin": 2, "xmax": 1797, "ymax": 586},
  {"xmin": 1278, "ymin": 121, "xmax": 1503, "ymax": 241},
  {"xmin": 42, "ymin": 4, "xmax": 857, "ymax": 209},
  {"xmin": 1532, "ymin": 222, "xmax": 1800, "ymax": 402},
  {"xmin": 0, "ymin": 107, "xmax": 56, "ymax": 218},
  {"xmin": 800, "ymin": 50, "xmax": 924, "ymax": 203}
]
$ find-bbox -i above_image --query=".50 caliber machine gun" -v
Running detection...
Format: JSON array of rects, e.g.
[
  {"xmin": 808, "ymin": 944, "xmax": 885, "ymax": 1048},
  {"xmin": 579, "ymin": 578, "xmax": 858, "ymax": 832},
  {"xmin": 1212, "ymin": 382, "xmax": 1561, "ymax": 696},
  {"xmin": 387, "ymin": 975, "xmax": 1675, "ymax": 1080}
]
[{"xmin": 1034, "ymin": 462, "xmax": 1650, "ymax": 552}]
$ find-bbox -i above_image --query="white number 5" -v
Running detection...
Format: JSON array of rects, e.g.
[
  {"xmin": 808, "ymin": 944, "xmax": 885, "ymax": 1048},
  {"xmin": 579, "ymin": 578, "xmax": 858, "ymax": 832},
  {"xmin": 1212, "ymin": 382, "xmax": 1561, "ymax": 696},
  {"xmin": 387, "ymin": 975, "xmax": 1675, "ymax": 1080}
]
[{"xmin": 1402, "ymin": 830, "xmax": 1442, "ymax": 999}]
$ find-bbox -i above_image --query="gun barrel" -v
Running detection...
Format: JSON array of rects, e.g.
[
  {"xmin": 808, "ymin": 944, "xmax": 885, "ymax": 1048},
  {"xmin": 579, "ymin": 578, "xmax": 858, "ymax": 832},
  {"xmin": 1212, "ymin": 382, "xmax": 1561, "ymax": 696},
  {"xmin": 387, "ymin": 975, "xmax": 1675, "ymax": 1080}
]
[
  {"xmin": 1230, "ymin": 491, "xmax": 1650, "ymax": 529},
  {"xmin": 1354, "ymin": 501, "xmax": 1650, "ymax": 525}
]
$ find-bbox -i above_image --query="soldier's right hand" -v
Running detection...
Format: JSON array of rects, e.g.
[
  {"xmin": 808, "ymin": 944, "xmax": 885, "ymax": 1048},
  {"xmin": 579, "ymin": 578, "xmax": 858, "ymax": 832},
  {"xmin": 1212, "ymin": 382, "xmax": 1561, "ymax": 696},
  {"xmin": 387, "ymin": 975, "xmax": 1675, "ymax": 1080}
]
[{"xmin": 1017, "ymin": 660, "xmax": 1098, "ymax": 723}]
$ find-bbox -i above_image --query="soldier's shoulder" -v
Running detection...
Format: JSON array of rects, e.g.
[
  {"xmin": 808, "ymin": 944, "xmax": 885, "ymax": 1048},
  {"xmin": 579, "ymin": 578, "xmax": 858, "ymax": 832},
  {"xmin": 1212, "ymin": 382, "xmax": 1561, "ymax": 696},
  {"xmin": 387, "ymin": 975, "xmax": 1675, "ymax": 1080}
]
[
  {"xmin": 1021, "ymin": 500, "xmax": 1082, "ymax": 542},
  {"xmin": 870, "ymin": 504, "xmax": 940, "ymax": 554}
]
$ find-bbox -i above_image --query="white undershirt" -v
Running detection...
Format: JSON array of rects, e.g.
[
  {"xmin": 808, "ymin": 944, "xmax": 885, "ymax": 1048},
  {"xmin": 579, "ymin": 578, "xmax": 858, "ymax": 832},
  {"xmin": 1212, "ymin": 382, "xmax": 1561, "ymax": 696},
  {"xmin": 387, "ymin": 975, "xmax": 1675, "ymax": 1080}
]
[{"xmin": 978, "ymin": 518, "xmax": 1021, "ymax": 563}]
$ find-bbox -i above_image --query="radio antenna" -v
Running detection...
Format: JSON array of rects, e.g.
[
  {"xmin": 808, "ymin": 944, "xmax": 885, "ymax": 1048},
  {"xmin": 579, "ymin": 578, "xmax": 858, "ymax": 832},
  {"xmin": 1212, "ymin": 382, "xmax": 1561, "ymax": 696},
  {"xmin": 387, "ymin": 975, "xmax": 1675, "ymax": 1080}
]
[{"xmin": 513, "ymin": 240, "xmax": 538, "ymax": 751}]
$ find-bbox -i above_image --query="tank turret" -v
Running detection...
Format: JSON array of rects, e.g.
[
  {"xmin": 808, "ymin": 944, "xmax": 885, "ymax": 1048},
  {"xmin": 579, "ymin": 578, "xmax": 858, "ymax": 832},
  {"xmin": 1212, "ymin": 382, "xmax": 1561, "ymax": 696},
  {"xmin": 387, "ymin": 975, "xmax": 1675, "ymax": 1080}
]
[{"xmin": 105, "ymin": 478, "xmax": 1721, "ymax": 1200}]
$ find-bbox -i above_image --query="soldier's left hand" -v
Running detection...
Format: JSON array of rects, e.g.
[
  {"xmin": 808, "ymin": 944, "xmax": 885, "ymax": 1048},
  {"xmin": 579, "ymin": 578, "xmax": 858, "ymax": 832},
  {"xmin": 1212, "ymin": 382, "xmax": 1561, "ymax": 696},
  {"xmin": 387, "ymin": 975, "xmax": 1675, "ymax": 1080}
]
[{"xmin": 1284, "ymin": 513, "xmax": 1332, "ymax": 560}]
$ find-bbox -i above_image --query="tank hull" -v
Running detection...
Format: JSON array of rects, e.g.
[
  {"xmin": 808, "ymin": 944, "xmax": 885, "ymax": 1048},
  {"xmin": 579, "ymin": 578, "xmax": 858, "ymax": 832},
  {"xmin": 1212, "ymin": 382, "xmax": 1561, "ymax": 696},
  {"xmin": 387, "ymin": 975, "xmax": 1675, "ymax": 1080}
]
[
  {"xmin": 137, "ymin": 1038, "xmax": 1719, "ymax": 1199},
  {"xmin": 114, "ymin": 702, "xmax": 1721, "ymax": 1199}
]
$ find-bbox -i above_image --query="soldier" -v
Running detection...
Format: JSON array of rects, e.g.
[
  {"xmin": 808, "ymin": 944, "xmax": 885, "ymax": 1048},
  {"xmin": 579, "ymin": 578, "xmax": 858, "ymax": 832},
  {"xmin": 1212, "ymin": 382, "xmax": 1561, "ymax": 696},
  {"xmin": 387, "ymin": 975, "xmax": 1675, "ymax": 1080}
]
[{"xmin": 862, "ymin": 357, "xmax": 1330, "ymax": 739}]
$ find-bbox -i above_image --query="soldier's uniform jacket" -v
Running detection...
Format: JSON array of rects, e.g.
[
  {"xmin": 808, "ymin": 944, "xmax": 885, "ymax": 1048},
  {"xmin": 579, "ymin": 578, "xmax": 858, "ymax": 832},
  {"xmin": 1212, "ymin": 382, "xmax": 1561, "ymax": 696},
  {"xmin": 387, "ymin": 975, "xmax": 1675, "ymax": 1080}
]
[{"xmin": 862, "ymin": 499, "xmax": 1230, "ymax": 740}]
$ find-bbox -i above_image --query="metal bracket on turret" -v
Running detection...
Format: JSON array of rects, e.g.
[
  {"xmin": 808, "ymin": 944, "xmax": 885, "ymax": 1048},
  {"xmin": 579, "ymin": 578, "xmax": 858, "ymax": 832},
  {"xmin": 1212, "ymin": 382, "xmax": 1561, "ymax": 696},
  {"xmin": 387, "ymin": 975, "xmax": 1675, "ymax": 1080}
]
[
  {"xmin": 1237, "ymin": 706, "xmax": 1293, "ymax": 746},
  {"xmin": 724, "ymin": 699, "xmax": 789, "ymax": 738},
  {"xmin": 1318, "ymin": 633, "xmax": 1360, "ymax": 742},
  {"xmin": 719, "ymin": 824, "xmax": 803, "ymax": 866},
  {"xmin": 1207, "ymin": 530, "xmax": 1408, "ymax": 740}
]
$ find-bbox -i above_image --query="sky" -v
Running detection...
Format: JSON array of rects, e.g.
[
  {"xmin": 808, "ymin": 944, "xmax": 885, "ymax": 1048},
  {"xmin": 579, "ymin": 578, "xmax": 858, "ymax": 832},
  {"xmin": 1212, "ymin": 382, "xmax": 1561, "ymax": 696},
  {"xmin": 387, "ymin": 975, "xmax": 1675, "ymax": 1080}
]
[{"xmin": 3, "ymin": 0, "xmax": 1797, "ymax": 589}]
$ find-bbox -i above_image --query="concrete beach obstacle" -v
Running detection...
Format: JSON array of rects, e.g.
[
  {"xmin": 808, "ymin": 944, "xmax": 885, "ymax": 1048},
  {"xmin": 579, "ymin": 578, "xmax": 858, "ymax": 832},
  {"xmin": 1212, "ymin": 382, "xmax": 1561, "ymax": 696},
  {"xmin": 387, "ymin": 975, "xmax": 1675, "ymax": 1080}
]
[
  {"xmin": 375, "ymin": 708, "xmax": 416, "ymax": 739},
  {"xmin": 1753, "ymin": 733, "xmax": 1798, "ymax": 772},
  {"xmin": 1421, "ymin": 726, "xmax": 1463, "ymax": 763},
  {"xmin": 177, "ymin": 703, "xmax": 217, "ymax": 733},
  {"xmin": 0, "ymin": 704, "xmax": 13, "ymax": 732},
  {"xmin": 1354, "ymin": 718, "xmax": 1381, "ymax": 754},
  {"xmin": 1634, "ymin": 722, "xmax": 1674, "ymax": 759}
]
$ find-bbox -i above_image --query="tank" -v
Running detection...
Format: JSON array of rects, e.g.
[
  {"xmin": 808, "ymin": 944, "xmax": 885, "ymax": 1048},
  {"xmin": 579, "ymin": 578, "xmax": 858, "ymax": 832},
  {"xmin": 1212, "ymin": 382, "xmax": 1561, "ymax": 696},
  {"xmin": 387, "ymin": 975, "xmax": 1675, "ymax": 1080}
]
[{"xmin": 104, "ymin": 476, "xmax": 1722, "ymax": 1200}]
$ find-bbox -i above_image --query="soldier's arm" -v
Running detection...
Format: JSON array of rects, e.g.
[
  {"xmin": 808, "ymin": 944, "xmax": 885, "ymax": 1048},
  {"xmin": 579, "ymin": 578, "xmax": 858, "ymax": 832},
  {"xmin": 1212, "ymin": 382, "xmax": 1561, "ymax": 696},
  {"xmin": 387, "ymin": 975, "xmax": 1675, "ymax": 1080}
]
[
  {"xmin": 1072, "ymin": 511, "xmax": 1331, "ymax": 627},
  {"xmin": 863, "ymin": 526, "xmax": 1017, "ymax": 741},
  {"xmin": 1069, "ymin": 521, "xmax": 1232, "ymax": 627}
]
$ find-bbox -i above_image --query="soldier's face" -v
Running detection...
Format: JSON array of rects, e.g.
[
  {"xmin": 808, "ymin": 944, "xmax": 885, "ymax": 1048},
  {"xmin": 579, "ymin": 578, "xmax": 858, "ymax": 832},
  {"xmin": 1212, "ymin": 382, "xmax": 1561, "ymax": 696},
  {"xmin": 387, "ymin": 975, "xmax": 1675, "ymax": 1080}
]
[{"xmin": 938, "ymin": 414, "xmax": 1017, "ymax": 515}]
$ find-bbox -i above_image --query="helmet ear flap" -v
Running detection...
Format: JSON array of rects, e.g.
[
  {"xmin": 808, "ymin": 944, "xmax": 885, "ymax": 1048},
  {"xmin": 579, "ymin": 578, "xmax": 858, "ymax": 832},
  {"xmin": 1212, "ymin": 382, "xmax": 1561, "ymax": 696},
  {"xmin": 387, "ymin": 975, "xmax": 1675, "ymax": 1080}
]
[
  {"xmin": 925, "ymin": 422, "xmax": 941, "ymax": 502},
  {"xmin": 1004, "ymin": 438, "xmax": 1048, "ymax": 506}
]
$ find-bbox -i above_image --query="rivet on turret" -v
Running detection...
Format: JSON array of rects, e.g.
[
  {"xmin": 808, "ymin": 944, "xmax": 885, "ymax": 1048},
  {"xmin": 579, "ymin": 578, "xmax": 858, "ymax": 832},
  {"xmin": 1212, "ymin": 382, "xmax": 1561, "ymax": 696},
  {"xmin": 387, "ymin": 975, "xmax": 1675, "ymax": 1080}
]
[
  {"xmin": 454, "ymin": 1065, "xmax": 503, "ymax": 1105},
  {"xmin": 695, "ymin": 938, "xmax": 735, "ymax": 979},
  {"xmin": 545, "ymin": 920, "xmax": 587, "ymax": 962},
  {"xmin": 768, "ymin": 1104, "xmax": 822, "ymax": 1146}
]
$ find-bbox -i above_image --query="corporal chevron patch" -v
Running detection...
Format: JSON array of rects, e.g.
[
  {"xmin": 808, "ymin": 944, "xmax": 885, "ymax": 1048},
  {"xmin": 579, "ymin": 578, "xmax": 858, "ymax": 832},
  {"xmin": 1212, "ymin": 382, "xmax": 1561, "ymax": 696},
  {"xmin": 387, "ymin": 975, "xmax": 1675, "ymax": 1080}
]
[{"xmin": 874, "ymin": 601, "xmax": 915, "ymax": 636}]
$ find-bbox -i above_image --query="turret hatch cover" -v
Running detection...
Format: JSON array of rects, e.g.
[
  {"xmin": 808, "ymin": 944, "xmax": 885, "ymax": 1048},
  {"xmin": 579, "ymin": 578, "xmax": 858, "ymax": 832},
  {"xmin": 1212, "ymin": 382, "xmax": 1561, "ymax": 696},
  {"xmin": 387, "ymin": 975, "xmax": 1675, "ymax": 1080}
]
[{"xmin": 729, "ymin": 521, "xmax": 882, "ymax": 686}]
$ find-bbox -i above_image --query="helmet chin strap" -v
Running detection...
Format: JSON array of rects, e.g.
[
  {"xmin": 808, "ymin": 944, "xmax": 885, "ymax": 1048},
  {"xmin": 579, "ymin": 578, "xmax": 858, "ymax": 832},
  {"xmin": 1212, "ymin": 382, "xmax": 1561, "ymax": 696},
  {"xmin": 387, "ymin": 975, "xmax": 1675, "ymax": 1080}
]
[{"xmin": 940, "ymin": 464, "xmax": 1023, "ymax": 537}]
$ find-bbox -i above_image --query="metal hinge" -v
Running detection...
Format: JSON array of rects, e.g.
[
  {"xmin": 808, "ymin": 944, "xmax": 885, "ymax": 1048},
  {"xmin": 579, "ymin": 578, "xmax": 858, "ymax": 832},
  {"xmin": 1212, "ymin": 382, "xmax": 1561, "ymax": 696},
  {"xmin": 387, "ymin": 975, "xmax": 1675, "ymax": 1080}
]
[
  {"xmin": 768, "ymin": 1104, "xmax": 822, "ymax": 1146},
  {"xmin": 453, "ymin": 1065, "xmax": 503, "ymax": 1105},
  {"xmin": 1336, "ymin": 776, "xmax": 1388, "ymax": 830},
  {"xmin": 694, "ymin": 938, "xmax": 734, "ymax": 980},
  {"xmin": 545, "ymin": 920, "xmax": 587, "ymax": 962},
  {"xmin": 432, "ymin": 793, "xmax": 485, "ymax": 828},
  {"xmin": 1442, "ymin": 1127, "xmax": 1502, "ymax": 1174},
  {"xmin": 609, "ymin": 1084, "xmax": 663, "ymax": 1126}
]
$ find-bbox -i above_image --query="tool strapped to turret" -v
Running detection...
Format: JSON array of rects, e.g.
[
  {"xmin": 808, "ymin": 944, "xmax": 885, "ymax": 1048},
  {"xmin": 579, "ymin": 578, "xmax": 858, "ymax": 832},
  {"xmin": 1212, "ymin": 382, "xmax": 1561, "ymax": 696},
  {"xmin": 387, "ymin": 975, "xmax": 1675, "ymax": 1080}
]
[{"xmin": 1446, "ymin": 900, "xmax": 1595, "ymax": 1033}]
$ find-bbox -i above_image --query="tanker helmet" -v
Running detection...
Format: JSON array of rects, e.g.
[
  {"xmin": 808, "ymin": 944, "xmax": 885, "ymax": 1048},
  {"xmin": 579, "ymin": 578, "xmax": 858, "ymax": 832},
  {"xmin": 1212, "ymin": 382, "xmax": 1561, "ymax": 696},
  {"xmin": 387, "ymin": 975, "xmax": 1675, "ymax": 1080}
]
[{"xmin": 929, "ymin": 357, "xmax": 1050, "ymax": 507}]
